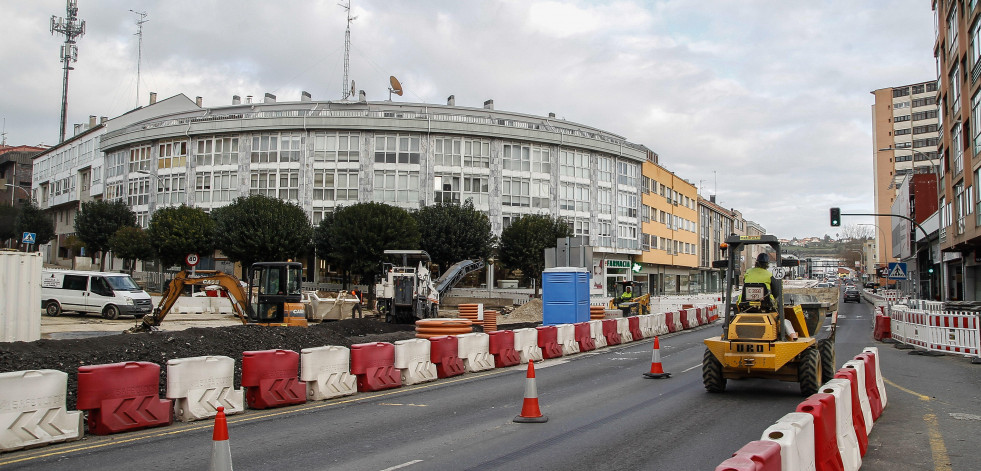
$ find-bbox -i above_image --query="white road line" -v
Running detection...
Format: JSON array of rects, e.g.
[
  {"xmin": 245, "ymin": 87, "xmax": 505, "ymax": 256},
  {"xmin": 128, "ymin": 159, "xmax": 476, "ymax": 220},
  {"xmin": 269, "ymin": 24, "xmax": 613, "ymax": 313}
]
[
  {"xmin": 681, "ymin": 363, "xmax": 701, "ymax": 373},
  {"xmin": 380, "ymin": 460, "xmax": 424, "ymax": 470}
]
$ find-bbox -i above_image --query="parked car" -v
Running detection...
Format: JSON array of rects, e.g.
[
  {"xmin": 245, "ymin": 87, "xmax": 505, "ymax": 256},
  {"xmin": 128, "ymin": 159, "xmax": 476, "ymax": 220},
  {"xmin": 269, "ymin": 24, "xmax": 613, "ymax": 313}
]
[{"xmin": 843, "ymin": 288, "xmax": 861, "ymax": 303}]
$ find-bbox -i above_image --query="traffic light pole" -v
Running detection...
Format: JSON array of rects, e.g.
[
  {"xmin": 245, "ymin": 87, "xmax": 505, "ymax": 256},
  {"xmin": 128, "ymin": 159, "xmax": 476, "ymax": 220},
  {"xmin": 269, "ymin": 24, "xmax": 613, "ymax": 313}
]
[{"xmin": 839, "ymin": 211, "xmax": 936, "ymax": 300}]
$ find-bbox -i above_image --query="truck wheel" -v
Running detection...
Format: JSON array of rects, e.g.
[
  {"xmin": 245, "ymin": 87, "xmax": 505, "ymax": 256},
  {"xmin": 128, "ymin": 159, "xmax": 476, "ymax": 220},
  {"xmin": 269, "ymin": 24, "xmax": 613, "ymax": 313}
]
[
  {"xmin": 702, "ymin": 348, "xmax": 726, "ymax": 393},
  {"xmin": 798, "ymin": 347, "xmax": 822, "ymax": 396},
  {"xmin": 818, "ymin": 338, "xmax": 835, "ymax": 383},
  {"xmin": 44, "ymin": 301, "xmax": 62, "ymax": 317},
  {"xmin": 102, "ymin": 305, "xmax": 120, "ymax": 320}
]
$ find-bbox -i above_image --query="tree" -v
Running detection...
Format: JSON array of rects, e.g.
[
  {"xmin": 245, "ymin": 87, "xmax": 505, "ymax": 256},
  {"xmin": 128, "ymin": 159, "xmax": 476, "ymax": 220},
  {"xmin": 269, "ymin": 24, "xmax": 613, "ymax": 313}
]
[
  {"xmin": 147, "ymin": 205, "xmax": 216, "ymax": 268},
  {"xmin": 14, "ymin": 201, "xmax": 55, "ymax": 251},
  {"xmin": 498, "ymin": 213, "xmax": 572, "ymax": 296},
  {"xmin": 62, "ymin": 235, "xmax": 85, "ymax": 269},
  {"xmin": 212, "ymin": 194, "xmax": 313, "ymax": 271},
  {"xmin": 0, "ymin": 204, "xmax": 18, "ymax": 247},
  {"xmin": 322, "ymin": 202, "xmax": 421, "ymax": 287},
  {"xmin": 109, "ymin": 226, "xmax": 154, "ymax": 274},
  {"xmin": 414, "ymin": 199, "xmax": 495, "ymax": 273},
  {"xmin": 75, "ymin": 200, "xmax": 136, "ymax": 269}
]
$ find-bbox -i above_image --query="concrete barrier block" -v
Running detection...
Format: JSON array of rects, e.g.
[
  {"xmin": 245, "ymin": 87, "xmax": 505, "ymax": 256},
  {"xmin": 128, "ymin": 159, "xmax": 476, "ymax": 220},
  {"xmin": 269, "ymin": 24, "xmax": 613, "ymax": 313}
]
[
  {"xmin": 0, "ymin": 370, "xmax": 83, "ymax": 452},
  {"xmin": 820, "ymin": 379, "xmax": 862, "ymax": 471},
  {"xmin": 513, "ymin": 328, "xmax": 544, "ymax": 363},
  {"xmin": 300, "ymin": 346, "xmax": 358, "ymax": 401},
  {"xmin": 556, "ymin": 324, "xmax": 580, "ymax": 355},
  {"xmin": 394, "ymin": 339, "xmax": 438, "ymax": 385},
  {"xmin": 589, "ymin": 320, "xmax": 608, "ymax": 348},
  {"xmin": 761, "ymin": 412, "xmax": 815, "ymax": 471},
  {"xmin": 166, "ymin": 356, "xmax": 244, "ymax": 422},
  {"xmin": 457, "ymin": 333, "xmax": 495, "ymax": 372}
]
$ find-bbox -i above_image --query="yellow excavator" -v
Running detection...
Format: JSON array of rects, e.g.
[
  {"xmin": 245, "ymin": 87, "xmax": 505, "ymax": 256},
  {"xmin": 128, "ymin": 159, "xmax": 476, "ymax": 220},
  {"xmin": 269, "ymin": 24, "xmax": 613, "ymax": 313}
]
[
  {"xmin": 128, "ymin": 262, "xmax": 308, "ymax": 333},
  {"xmin": 702, "ymin": 235, "xmax": 836, "ymax": 396}
]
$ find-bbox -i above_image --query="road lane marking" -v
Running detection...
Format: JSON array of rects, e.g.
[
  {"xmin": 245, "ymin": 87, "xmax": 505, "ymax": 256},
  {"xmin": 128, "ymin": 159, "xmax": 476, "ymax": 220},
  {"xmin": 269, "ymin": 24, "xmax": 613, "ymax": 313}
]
[
  {"xmin": 924, "ymin": 413, "xmax": 952, "ymax": 471},
  {"xmin": 378, "ymin": 403, "xmax": 427, "ymax": 407},
  {"xmin": 884, "ymin": 377, "xmax": 931, "ymax": 401},
  {"xmin": 380, "ymin": 459, "xmax": 423, "ymax": 470},
  {"xmin": 681, "ymin": 364, "xmax": 701, "ymax": 373}
]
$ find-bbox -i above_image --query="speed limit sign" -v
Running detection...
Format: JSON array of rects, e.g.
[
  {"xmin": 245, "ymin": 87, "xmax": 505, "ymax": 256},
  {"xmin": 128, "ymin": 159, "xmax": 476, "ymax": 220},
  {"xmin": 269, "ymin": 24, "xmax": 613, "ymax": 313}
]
[{"xmin": 185, "ymin": 253, "xmax": 200, "ymax": 266}]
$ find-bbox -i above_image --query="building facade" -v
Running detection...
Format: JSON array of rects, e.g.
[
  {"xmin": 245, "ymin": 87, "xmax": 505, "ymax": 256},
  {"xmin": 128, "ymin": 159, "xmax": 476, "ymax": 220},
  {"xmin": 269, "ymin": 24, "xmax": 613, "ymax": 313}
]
[
  {"xmin": 935, "ymin": 0, "xmax": 981, "ymax": 300},
  {"xmin": 1, "ymin": 145, "xmax": 46, "ymax": 208},
  {"xmin": 697, "ymin": 196, "xmax": 734, "ymax": 292},
  {"xmin": 638, "ymin": 161, "xmax": 698, "ymax": 294},
  {"xmin": 40, "ymin": 93, "xmax": 649, "ymax": 292},
  {"xmin": 871, "ymin": 81, "xmax": 940, "ymax": 273}
]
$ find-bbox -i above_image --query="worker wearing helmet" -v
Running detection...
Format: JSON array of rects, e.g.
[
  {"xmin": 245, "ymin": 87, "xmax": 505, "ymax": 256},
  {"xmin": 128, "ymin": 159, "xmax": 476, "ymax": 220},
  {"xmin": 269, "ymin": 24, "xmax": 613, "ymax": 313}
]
[
  {"xmin": 620, "ymin": 285, "xmax": 634, "ymax": 301},
  {"xmin": 745, "ymin": 253, "xmax": 774, "ymax": 292}
]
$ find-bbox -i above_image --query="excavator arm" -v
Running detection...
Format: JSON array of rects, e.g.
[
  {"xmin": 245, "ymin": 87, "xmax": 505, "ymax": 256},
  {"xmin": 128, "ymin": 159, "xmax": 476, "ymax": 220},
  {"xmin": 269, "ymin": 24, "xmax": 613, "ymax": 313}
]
[{"xmin": 128, "ymin": 270, "xmax": 255, "ymax": 333}]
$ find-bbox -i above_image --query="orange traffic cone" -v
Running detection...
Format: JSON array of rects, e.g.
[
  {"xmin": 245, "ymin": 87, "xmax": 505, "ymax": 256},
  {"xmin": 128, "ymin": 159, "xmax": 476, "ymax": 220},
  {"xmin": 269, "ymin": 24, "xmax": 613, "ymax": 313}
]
[
  {"xmin": 643, "ymin": 336, "xmax": 671, "ymax": 379},
  {"xmin": 209, "ymin": 406, "xmax": 233, "ymax": 471},
  {"xmin": 513, "ymin": 360, "xmax": 548, "ymax": 423}
]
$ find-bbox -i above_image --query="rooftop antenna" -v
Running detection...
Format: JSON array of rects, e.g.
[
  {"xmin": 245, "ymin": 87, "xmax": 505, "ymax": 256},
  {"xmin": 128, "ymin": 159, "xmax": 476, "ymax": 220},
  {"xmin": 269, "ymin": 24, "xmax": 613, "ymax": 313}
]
[
  {"xmin": 339, "ymin": 0, "xmax": 357, "ymax": 100},
  {"xmin": 50, "ymin": 0, "xmax": 86, "ymax": 143},
  {"xmin": 1, "ymin": 118, "xmax": 6, "ymax": 146},
  {"xmin": 388, "ymin": 76, "xmax": 403, "ymax": 101},
  {"xmin": 130, "ymin": 9, "xmax": 148, "ymax": 108}
]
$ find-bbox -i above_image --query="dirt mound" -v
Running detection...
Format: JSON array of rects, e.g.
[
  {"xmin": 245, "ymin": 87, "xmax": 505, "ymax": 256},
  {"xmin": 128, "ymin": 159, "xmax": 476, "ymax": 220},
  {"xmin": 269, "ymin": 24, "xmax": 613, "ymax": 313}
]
[
  {"xmin": 0, "ymin": 319, "xmax": 416, "ymax": 410},
  {"xmin": 500, "ymin": 299, "xmax": 543, "ymax": 324}
]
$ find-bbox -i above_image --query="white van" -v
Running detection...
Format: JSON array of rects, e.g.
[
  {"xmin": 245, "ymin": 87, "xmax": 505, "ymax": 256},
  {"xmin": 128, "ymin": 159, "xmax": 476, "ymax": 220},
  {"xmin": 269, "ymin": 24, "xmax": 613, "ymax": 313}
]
[{"xmin": 40, "ymin": 269, "xmax": 154, "ymax": 319}]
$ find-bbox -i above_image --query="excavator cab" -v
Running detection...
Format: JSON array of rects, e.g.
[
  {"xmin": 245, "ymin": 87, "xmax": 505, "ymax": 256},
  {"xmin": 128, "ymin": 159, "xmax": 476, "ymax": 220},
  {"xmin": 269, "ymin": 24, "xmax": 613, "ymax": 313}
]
[{"xmin": 249, "ymin": 262, "xmax": 303, "ymax": 324}]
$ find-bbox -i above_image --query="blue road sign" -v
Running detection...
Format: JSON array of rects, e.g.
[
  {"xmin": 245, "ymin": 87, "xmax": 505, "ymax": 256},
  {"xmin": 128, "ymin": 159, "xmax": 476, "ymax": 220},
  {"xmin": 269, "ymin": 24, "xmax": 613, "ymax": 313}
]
[
  {"xmin": 21, "ymin": 232, "xmax": 36, "ymax": 244},
  {"xmin": 887, "ymin": 262, "xmax": 908, "ymax": 280}
]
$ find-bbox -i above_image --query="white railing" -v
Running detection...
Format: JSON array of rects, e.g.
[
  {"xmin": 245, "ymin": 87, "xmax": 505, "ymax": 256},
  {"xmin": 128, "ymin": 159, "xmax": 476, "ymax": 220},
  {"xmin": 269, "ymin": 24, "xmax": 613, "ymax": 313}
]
[{"xmin": 887, "ymin": 304, "xmax": 980, "ymax": 359}]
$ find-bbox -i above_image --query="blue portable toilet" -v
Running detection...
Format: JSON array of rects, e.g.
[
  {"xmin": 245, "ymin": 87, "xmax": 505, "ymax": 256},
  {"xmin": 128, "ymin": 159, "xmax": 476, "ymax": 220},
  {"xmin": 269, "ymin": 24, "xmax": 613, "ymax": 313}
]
[{"xmin": 542, "ymin": 267, "xmax": 590, "ymax": 325}]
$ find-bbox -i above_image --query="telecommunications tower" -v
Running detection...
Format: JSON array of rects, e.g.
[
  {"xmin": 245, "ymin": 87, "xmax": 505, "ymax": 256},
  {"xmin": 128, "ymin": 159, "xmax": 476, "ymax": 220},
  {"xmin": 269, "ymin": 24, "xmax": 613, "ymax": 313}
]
[
  {"xmin": 50, "ymin": 0, "xmax": 86, "ymax": 143},
  {"xmin": 340, "ymin": 0, "xmax": 357, "ymax": 99}
]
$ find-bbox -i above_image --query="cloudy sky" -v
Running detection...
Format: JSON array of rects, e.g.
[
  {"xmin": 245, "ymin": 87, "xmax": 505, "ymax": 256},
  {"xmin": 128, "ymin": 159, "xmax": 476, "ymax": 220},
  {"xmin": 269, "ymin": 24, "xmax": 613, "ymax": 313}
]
[{"xmin": 0, "ymin": 0, "xmax": 936, "ymax": 238}]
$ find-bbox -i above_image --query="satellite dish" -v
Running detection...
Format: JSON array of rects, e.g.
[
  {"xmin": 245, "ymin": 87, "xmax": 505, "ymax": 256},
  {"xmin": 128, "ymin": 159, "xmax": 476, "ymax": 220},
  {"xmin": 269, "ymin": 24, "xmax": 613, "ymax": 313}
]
[{"xmin": 389, "ymin": 75, "xmax": 403, "ymax": 98}]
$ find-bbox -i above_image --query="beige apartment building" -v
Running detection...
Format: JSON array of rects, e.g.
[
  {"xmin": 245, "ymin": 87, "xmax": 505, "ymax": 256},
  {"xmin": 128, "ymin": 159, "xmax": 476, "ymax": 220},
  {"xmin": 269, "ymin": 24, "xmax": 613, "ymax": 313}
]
[
  {"xmin": 638, "ymin": 161, "xmax": 698, "ymax": 294},
  {"xmin": 871, "ymin": 81, "xmax": 940, "ymax": 271}
]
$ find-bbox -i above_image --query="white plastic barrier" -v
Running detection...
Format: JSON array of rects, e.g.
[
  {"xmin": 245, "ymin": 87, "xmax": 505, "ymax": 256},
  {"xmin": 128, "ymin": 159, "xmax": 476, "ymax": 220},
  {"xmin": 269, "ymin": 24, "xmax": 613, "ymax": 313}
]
[
  {"xmin": 0, "ymin": 370, "xmax": 83, "ymax": 452},
  {"xmin": 300, "ymin": 345, "xmax": 358, "ymax": 400},
  {"xmin": 616, "ymin": 318, "xmax": 633, "ymax": 343},
  {"xmin": 456, "ymin": 332, "xmax": 495, "ymax": 372},
  {"xmin": 671, "ymin": 311, "xmax": 684, "ymax": 332},
  {"xmin": 638, "ymin": 314, "xmax": 653, "ymax": 338},
  {"xmin": 589, "ymin": 320, "xmax": 608, "ymax": 349},
  {"xmin": 556, "ymin": 324, "xmax": 580, "ymax": 355},
  {"xmin": 513, "ymin": 328, "xmax": 544, "ymax": 363},
  {"xmin": 820, "ymin": 379, "xmax": 862, "ymax": 471},
  {"xmin": 862, "ymin": 347, "xmax": 888, "ymax": 409},
  {"xmin": 761, "ymin": 412, "xmax": 816, "ymax": 471},
  {"xmin": 843, "ymin": 359, "xmax": 873, "ymax": 434},
  {"xmin": 166, "ymin": 355, "xmax": 244, "ymax": 422},
  {"xmin": 394, "ymin": 338, "xmax": 438, "ymax": 385},
  {"xmin": 651, "ymin": 312, "xmax": 669, "ymax": 336}
]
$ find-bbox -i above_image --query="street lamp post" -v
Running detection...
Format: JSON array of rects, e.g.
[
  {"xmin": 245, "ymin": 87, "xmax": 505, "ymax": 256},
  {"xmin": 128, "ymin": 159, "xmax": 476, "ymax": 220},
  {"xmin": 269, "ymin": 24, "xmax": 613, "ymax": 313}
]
[
  {"xmin": 878, "ymin": 146, "xmax": 939, "ymax": 175},
  {"xmin": 4, "ymin": 183, "xmax": 31, "ymax": 206}
]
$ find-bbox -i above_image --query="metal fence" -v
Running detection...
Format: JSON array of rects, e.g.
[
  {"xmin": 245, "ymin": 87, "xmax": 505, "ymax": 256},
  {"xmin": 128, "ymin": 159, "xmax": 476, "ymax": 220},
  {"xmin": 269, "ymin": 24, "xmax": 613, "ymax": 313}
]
[{"xmin": 865, "ymin": 290, "xmax": 981, "ymax": 362}]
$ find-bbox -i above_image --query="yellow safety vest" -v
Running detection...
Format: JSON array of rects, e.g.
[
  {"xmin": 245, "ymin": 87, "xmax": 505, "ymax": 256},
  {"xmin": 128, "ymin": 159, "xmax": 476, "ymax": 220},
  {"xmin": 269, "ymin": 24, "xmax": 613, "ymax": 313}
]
[{"xmin": 744, "ymin": 267, "xmax": 773, "ymax": 292}]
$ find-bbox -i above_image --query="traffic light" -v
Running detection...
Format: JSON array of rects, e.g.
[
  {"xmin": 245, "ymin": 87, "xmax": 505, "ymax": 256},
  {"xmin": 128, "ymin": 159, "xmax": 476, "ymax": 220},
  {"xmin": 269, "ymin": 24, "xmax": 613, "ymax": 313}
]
[{"xmin": 830, "ymin": 207, "xmax": 841, "ymax": 227}]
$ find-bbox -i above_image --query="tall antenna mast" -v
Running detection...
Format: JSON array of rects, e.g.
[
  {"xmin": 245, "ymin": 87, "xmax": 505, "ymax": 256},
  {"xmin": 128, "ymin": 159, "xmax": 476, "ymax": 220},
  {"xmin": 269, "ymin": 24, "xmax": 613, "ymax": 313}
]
[
  {"xmin": 50, "ymin": 0, "xmax": 86, "ymax": 143},
  {"xmin": 130, "ymin": 9, "xmax": 148, "ymax": 108},
  {"xmin": 339, "ymin": 0, "xmax": 357, "ymax": 99}
]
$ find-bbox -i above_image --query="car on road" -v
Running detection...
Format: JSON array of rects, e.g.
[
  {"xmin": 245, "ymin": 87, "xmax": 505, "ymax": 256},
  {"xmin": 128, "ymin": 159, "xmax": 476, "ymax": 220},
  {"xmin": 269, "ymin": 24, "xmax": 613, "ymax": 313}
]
[{"xmin": 843, "ymin": 288, "xmax": 861, "ymax": 303}]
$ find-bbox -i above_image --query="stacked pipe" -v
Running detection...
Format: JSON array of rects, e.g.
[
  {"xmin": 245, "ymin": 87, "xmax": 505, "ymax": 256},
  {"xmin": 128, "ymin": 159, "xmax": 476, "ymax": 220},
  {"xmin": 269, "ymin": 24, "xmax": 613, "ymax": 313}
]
[
  {"xmin": 458, "ymin": 304, "xmax": 481, "ymax": 324},
  {"xmin": 590, "ymin": 305, "xmax": 605, "ymax": 320},
  {"xmin": 415, "ymin": 319, "xmax": 473, "ymax": 338},
  {"xmin": 483, "ymin": 310, "xmax": 498, "ymax": 332}
]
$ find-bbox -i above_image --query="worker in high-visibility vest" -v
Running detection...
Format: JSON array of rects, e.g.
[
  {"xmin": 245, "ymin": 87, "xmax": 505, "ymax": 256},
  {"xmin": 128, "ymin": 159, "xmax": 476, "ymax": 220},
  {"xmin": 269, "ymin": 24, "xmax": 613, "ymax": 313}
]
[
  {"xmin": 620, "ymin": 285, "xmax": 634, "ymax": 301},
  {"xmin": 739, "ymin": 253, "xmax": 776, "ymax": 311}
]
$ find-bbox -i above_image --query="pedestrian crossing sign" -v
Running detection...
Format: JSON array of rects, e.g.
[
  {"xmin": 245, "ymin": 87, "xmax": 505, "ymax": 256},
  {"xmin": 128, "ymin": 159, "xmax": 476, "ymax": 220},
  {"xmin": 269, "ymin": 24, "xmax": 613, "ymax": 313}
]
[
  {"xmin": 21, "ymin": 232, "xmax": 36, "ymax": 244},
  {"xmin": 887, "ymin": 262, "xmax": 908, "ymax": 280}
]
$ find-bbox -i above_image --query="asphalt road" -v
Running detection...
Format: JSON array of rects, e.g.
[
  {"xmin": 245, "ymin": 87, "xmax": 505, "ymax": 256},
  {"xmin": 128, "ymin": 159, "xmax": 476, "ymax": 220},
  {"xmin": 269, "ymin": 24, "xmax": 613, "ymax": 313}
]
[{"xmin": 4, "ymin": 297, "xmax": 979, "ymax": 470}]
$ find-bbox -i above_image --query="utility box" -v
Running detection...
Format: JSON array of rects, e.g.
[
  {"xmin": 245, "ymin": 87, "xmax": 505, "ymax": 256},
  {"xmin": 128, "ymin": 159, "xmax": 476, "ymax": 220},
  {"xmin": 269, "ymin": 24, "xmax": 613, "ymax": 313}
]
[
  {"xmin": 0, "ymin": 251, "xmax": 43, "ymax": 342},
  {"xmin": 542, "ymin": 267, "xmax": 590, "ymax": 325}
]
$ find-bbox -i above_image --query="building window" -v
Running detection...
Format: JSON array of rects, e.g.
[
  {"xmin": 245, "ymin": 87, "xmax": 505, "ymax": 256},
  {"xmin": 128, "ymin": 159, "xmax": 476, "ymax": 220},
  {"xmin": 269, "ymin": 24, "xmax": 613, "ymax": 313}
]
[
  {"xmin": 895, "ymin": 128, "xmax": 912, "ymax": 135},
  {"xmin": 951, "ymin": 62, "xmax": 962, "ymax": 115},
  {"xmin": 107, "ymin": 150, "xmax": 126, "ymax": 178},
  {"xmin": 434, "ymin": 174, "xmax": 460, "ymax": 204},
  {"xmin": 196, "ymin": 170, "xmax": 236, "ymax": 203},
  {"xmin": 892, "ymin": 87, "xmax": 910, "ymax": 98},
  {"xmin": 373, "ymin": 169, "xmax": 419, "ymax": 203},
  {"xmin": 597, "ymin": 156, "xmax": 613, "ymax": 182},
  {"xmin": 503, "ymin": 142, "xmax": 550, "ymax": 173},
  {"xmin": 251, "ymin": 132, "xmax": 304, "ymax": 164},
  {"xmin": 314, "ymin": 169, "xmax": 358, "ymax": 201},
  {"xmin": 973, "ymin": 90, "xmax": 981, "ymax": 154},
  {"xmin": 157, "ymin": 140, "xmax": 188, "ymax": 170},
  {"xmin": 566, "ymin": 216, "xmax": 589, "ymax": 237},
  {"xmin": 250, "ymin": 169, "xmax": 299, "ymax": 201},
  {"xmin": 894, "ymin": 115, "xmax": 911, "ymax": 122},
  {"xmin": 560, "ymin": 149, "xmax": 590, "ymax": 179},
  {"xmin": 127, "ymin": 177, "xmax": 151, "ymax": 206},
  {"xmin": 596, "ymin": 187, "xmax": 612, "ymax": 214},
  {"xmin": 559, "ymin": 182, "xmax": 590, "ymax": 212},
  {"xmin": 948, "ymin": 7, "xmax": 959, "ymax": 55},
  {"xmin": 374, "ymin": 134, "xmax": 420, "ymax": 164},
  {"xmin": 952, "ymin": 124, "xmax": 964, "ymax": 175},
  {"xmin": 617, "ymin": 161, "xmax": 639, "ymax": 186},
  {"xmin": 196, "ymin": 136, "xmax": 239, "ymax": 166},
  {"xmin": 155, "ymin": 174, "xmax": 186, "ymax": 205},
  {"xmin": 313, "ymin": 132, "xmax": 359, "ymax": 162},
  {"xmin": 617, "ymin": 192, "xmax": 638, "ymax": 218},
  {"xmin": 434, "ymin": 138, "xmax": 462, "ymax": 166},
  {"xmin": 129, "ymin": 145, "xmax": 150, "ymax": 173}
]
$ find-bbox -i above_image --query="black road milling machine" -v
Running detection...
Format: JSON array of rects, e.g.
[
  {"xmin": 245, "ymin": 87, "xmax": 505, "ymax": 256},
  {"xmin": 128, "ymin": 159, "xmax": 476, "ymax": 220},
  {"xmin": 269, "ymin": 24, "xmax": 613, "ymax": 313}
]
[{"xmin": 702, "ymin": 234, "xmax": 837, "ymax": 396}]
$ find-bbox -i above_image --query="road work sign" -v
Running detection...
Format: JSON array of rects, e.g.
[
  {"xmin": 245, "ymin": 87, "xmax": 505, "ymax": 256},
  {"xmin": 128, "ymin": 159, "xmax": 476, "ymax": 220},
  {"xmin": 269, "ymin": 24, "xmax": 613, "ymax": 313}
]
[{"xmin": 887, "ymin": 262, "xmax": 908, "ymax": 280}]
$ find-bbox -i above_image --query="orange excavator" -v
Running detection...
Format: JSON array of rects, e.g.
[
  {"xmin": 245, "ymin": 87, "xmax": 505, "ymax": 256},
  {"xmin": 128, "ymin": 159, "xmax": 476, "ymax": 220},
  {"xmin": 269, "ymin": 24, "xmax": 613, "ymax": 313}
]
[{"xmin": 128, "ymin": 262, "xmax": 308, "ymax": 333}]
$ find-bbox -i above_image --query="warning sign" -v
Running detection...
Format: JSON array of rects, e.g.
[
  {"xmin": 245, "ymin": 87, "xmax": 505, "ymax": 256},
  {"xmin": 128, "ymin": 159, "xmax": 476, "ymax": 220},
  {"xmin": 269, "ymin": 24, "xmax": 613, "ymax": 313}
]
[{"xmin": 887, "ymin": 262, "xmax": 908, "ymax": 280}]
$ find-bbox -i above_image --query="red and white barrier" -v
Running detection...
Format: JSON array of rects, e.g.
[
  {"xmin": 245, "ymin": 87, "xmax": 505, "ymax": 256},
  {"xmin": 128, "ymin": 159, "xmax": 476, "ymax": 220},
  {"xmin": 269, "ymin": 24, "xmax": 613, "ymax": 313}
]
[{"xmin": 888, "ymin": 305, "xmax": 980, "ymax": 360}]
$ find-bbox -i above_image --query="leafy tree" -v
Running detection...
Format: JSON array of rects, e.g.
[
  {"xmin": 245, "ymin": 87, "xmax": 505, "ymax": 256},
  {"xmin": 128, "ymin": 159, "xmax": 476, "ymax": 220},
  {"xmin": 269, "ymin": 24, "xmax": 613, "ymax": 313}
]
[
  {"xmin": 14, "ymin": 201, "xmax": 55, "ymax": 251},
  {"xmin": 74, "ymin": 200, "xmax": 136, "ymax": 269},
  {"xmin": 323, "ymin": 202, "xmax": 420, "ymax": 287},
  {"xmin": 498, "ymin": 213, "xmax": 572, "ymax": 296},
  {"xmin": 147, "ymin": 205, "xmax": 216, "ymax": 268},
  {"xmin": 63, "ymin": 235, "xmax": 86, "ymax": 269},
  {"xmin": 212, "ymin": 194, "xmax": 313, "ymax": 271},
  {"xmin": 312, "ymin": 209, "xmax": 336, "ymax": 265},
  {"xmin": 109, "ymin": 226, "xmax": 154, "ymax": 275},
  {"xmin": 414, "ymin": 199, "xmax": 495, "ymax": 272},
  {"xmin": 0, "ymin": 204, "xmax": 18, "ymax": 247}
]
